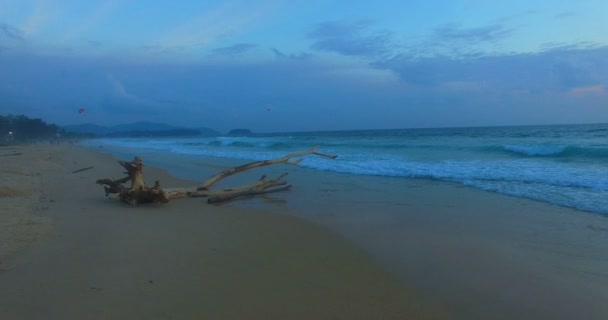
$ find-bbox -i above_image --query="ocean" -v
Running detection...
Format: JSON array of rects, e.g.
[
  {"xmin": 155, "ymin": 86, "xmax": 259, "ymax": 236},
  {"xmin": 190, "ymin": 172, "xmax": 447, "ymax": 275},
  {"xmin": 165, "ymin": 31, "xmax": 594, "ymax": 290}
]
[{"xmin": 83, "ymin": 123, "xmax": 608, "ymax": 215}]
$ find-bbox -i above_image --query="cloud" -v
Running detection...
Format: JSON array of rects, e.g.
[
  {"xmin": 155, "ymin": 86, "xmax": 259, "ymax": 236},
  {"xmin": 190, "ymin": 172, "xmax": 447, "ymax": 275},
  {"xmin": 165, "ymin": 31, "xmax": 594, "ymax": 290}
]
[
  {"xmin": 540, "ymin": 41, "xmax": 600, "ymax": 52},
  {"xmin": 374, "ymin": 45, "xmax": 608, "ymax": 92},
  {"xmin": 2, "ymin": 31, "xmax": 608, "ymax": 132},
  {"xmin": 307, "ymin": 19, "xmax": 516, "ymax": 62},
  {"xmin": 108, "ymin": 74, "xmax": 131, "ymax": 99},
  {"xmin": 137, "ymin": 45, "xmax": 187, "ymax": 55},
  {"xmin": 441, "ymin": 81, "xmax": 488, "ymax": 92},
  {"xmin": 308, "ymin": 20, "xmax": 394, "ymax": 59},
  {"xmin": 0, "ymin": 23, "xmax": 25, "ymax": 51},
  {"xmin": 569, "ymin": 84, "xmax": 605, "ymax": 96},
  {"xmin": 395, "ymin": 22, "xmax": 514, "ymax": 59},
  {"xmin": 21, "ymin": 1, "xmax": 56, "ymax": 36},
  {"xmin": 61, "ymin": 1, "xmax": 121, "ymax": 42},
  {"xmin": 212, "ymin": 43, "xmax": 257, "ymax": 56},
  {"xmin": 82, "ymin": 39, "xmax": 102, "ymax": 48},
  {"xmin": 153, "ymin": 1, "xmax": 280, "ymax": 51},
  {"xmin": 555, "ymin": 11, "xmax": 576, "ymax": 19},
  {"xmin": 432, "ymin": 23, "xmax": 513, "ymax": 44},
  {"xmin": 389, "ymin": 18, "xmax": 523, "ymax": 61},
  {"xmin": 271, "ymin": 48, "xmax": 312, "ymax": 60},
  {"xmin": 0, "ymin": 23, "xmax": 24, "ymax": 41},
  {"xmin": 106, "ymin": 74, "xmax": 170, "ymax": 111}
]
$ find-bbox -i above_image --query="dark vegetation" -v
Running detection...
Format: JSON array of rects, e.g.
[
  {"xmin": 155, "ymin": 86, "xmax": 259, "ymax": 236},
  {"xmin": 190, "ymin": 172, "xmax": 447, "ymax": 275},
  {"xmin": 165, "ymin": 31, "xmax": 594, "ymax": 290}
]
[
  {"xmin": 1, "ymin": 115, "xmax": 225, "ymax": 145},
  {"xmin": 63, "ymin": 122, "xmax": 220, "ymax": 137},
  {"xmin": 0, "ymin": 114, "xmax": 66, "ymax": 143}
]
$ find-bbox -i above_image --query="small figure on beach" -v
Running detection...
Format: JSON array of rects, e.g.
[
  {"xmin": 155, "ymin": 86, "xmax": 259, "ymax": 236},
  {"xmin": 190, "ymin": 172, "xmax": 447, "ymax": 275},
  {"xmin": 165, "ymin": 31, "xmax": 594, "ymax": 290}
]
[{"xmin": 50, "ymin": 133, "xmax": 61, "ymax": 144}]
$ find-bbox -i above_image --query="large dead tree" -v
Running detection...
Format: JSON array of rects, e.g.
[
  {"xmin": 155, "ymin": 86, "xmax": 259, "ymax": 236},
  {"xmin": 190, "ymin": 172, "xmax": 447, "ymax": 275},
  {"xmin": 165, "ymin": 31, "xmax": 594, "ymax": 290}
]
[{"xmin": 96, "ymin": 146, "xmax": 337, "ymax": 205}]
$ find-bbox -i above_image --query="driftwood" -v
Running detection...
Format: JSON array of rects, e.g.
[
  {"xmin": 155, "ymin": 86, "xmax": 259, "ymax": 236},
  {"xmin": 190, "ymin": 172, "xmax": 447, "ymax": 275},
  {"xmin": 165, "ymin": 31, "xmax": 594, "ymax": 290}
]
[
  {"xmin": 96, "ymin": 146, "xmax": 336, "ymax": 206},
  {"xmin": 96, "ymin": 157, "xmax": 170, "ymax": 206},
  {"xmin": 197, "ymin": 146, "xmax": 337, "ymax": 191},
  {"xmin": 72, "ymin": 166, "xmax": 94, "ymax": 173}
]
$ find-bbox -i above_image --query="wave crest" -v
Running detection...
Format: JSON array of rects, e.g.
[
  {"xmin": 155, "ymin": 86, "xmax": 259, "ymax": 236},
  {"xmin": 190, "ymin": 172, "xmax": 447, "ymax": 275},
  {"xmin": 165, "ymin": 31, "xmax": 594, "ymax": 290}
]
[
  {"xmin": 501, "ymin": 145, "xmax": 608, "ymax": 159},
  {"xmin": 504, "ymin": 145, "xmax": 567, "ymax": 156}
]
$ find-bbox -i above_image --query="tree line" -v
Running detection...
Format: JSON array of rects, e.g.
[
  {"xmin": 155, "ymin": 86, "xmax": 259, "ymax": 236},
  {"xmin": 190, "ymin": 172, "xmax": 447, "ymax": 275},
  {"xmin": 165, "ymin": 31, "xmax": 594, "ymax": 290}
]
[{"xmin": 1, "ymin": 114, "xmax": 63, "ymax": 141}]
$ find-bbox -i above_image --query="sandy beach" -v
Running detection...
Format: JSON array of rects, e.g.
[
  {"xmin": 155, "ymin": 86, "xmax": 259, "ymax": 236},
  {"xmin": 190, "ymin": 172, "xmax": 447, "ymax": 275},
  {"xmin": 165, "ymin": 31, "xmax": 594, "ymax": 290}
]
[
  {"xmin": 3, "ymin": 0, "xmax": 607, "ymax": 318},
  {"xmin": 0, "ymin": 145, "xmax": 55, "ymax": 271},
  {"xmin": 3, "ymin": 142, "xmax": 608, "ymax": 319},
  {"xmin": 92, "ymin": 144, "xmax": 608, "ymax": 320},
  {"xmin": 0, "ymin": 144, "xmax": 441, "ymax": 319}
]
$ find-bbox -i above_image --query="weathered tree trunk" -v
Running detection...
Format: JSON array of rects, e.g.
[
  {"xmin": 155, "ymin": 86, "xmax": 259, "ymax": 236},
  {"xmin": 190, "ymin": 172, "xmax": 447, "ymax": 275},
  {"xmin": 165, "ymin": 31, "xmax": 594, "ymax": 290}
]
[
  {"xmin": 97, "ymin": 146, "xmax": 337, "ymax": 205},
  {"xmin": 119, "ymin": 156, "xmax": 145, "ymax": 190},
  {"xmin": 96, "ymin": 157, "xmax": 170, "ymax": 206}
]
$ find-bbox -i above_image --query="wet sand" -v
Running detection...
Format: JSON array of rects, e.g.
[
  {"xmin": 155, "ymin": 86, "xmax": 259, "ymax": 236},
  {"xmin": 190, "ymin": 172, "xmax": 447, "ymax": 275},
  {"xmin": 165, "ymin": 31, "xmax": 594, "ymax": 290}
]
[
  {"xmin": 0, "ymin": 145, "xmax": 440, "ymax": 319},
  {"xmin": 96, "ymin": 144, "xmax": 608, "ymax": 320}
]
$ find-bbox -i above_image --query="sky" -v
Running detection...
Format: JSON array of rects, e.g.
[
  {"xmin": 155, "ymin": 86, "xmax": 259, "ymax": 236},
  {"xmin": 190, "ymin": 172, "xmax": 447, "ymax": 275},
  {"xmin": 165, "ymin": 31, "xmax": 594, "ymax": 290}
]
[{"xmin": 1, "ymin": 0, "xmax": 607, "ymax": 133}]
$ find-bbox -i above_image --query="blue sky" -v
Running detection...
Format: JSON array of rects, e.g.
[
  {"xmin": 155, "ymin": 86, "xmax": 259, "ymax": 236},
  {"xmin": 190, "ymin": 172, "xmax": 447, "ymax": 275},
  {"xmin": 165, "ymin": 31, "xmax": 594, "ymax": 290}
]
[{"xmin": 1, "ymin": 0, "xmax": 607, "ymax": 132}]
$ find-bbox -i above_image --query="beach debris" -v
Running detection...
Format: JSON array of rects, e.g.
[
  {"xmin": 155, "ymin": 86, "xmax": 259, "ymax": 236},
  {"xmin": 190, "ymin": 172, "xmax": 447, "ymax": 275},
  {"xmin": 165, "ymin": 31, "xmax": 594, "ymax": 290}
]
[
  {"xmin": 72, "ymin": 166, "xmax": 94, "ymax": 173},
  {"xmin": 199, "ymin": 173, "xmax": 293, "ymax": 204},
  {"xmin": 96, "ymin": 146, "xmax": 337, "ymax": 205},
  {"xmin": 96, "ymin": 157, "xmax": 170, "ymax": 206}
]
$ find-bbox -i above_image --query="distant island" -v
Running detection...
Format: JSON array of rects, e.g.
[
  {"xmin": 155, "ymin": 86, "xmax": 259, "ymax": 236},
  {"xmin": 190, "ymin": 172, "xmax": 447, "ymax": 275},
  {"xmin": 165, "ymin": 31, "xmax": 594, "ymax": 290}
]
[{"xmin": 227, "ymin": 129, "xmax": 253, "ymax": 136}]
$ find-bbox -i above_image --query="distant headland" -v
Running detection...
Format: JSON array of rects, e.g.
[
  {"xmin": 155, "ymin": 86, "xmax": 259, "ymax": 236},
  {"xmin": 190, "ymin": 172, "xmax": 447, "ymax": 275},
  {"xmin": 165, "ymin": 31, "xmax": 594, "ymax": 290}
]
[{"xmin": 227, "ymin": 129, "xmax": 254, "ymax": 136}]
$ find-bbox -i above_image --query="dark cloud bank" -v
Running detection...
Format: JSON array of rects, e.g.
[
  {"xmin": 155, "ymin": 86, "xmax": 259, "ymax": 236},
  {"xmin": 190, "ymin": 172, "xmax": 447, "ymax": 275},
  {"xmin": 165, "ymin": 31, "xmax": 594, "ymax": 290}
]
[{"xmin": 1, "ymin": 20, "xmax": 607, "ymax": 132}]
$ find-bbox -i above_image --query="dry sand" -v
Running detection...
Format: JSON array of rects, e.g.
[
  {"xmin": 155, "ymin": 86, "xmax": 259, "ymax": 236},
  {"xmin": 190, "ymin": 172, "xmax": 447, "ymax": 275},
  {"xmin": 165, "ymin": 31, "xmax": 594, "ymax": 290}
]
[
  {"xmin": 0, "ymin": 145, "xmax": 55, "ymax": 271},
  {"xmin": 0, "ymin": 144, "xmax": 441, "ymax": 319}
]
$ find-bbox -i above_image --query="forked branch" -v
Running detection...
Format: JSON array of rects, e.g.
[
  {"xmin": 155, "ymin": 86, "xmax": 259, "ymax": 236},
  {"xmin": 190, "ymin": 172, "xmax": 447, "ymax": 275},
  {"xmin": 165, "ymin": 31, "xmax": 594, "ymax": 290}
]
[{"xmin": 196, "ymin": 146, "xmax": 336, "ymax": 191}]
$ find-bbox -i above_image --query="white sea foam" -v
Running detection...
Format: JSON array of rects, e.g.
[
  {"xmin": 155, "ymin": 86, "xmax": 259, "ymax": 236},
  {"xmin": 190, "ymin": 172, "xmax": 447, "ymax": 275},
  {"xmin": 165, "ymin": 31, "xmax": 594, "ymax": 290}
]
[
  {"xmin": 504, "ymin": 145, "xmax": 567, "ymax": 156},
  {"xmin": 83, "ymin": 124, "xmax": 608, "ymax": 214}
]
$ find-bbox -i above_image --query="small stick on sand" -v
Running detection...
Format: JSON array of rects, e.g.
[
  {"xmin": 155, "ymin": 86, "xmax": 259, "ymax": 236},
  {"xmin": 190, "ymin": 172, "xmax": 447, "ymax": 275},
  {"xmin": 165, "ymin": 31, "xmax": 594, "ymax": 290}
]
[{"xmin": 72, "ymin": 166, "xmax": 94, "ymax": 174}]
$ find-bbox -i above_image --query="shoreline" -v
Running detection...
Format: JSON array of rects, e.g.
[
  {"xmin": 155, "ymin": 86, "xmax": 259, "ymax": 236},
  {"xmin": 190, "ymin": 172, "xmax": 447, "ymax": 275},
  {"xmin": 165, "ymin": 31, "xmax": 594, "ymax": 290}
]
[
  {"xmin": 4, "ymin": 143, "xmax": 608, "ymax": 319},
  {"xmin": 89, "ymin": 143, "xmax": 608, "ymax": 320},
  {"xmin": 0, "ymin": 144, "xmax": 441, "ymax": 319},
  {"xmin": 86, "ymin": 141, "xmax": 606, "ymax": 216}
]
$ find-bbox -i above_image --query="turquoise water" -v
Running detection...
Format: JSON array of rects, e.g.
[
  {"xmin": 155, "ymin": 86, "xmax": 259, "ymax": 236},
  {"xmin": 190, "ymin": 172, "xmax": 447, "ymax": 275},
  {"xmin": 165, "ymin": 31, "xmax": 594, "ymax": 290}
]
[{"xmin": 83, "ymin": 124, "xmax": 608, "ymax": 214}]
